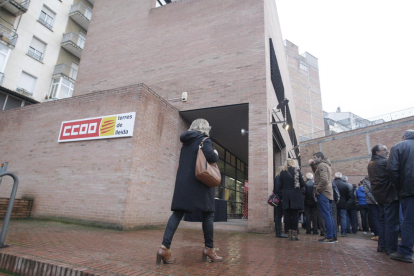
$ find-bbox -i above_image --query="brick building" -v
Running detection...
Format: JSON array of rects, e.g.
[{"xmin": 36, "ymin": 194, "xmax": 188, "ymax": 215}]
[
  {"xmin": 300, "ymin": 116, "xmax": 414, "ymax": 185},
  {"xmin": 0, "ymin": 0, "xmax": 299, "ymax": 232},
  {"xmin": 284, "ymin": 40, "xmax": 324, "ymax": 141}
]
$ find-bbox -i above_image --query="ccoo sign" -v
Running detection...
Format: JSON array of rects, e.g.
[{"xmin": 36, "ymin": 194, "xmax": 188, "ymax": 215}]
[{"xmin": 58, "ymin": 112, "xmax": 136, "ymax": 142}]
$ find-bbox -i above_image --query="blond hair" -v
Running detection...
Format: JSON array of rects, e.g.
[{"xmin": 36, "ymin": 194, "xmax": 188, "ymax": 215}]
[
  {"xmin": 286, "ymin": 159, "xmax": 296, "ymax": 167},
  {"xmin": 189, "ymin": 118, "xmax": 211, "ymax": 136},
  {"xmin": 275, "ymin": 166, "xmax": 285, "ymax": 176}
]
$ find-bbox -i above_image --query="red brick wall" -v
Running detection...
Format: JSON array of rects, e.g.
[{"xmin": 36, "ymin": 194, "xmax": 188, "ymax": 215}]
[
  {"xmin": 0, "ymin": 84, "xmax": 186, "ymax": 228},
  {"xmin": 300, "ymin": 116, "xmax": 414, "ymax": 185},
  {"xmin": 0, "ymin": 198, "xmax": 33, "ymax": 219}
]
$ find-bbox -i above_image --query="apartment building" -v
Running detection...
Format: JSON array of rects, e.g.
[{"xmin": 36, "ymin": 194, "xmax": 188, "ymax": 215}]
[{"xmin": 0, "ymin": 0, "xmax": 93, "ymax": 110}]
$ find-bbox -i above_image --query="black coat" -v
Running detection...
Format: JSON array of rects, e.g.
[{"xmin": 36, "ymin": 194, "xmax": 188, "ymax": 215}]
[
  {"xmin": 387, "ymin": 132, "xmax": 414, "ymax": 198},
  {"xmin": 346, "ymin": 186, "xmax": 357, "ymax": 210},
  {"xmin": 334, "ymin": 178, "xmax": 353, "ymax": 209},
  {"xmin": 171, "ymin": 131, "xmax": 219, "ymax": 218},
  {"xmin": 368, "ymin": 155, "xmax": 397, "ymax": 204},
  {"xmin": 303, "ymin": 180, "xmax": 317, "ymax": 207},
  {"xmin": 277, "ymin": 167, "xmax": 305, "ymax": 210}
]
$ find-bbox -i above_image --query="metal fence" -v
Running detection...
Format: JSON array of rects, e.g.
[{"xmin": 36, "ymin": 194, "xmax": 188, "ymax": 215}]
[{"xmin": 0, "ymin": 20, "xmax": 18, "ymax": 47}]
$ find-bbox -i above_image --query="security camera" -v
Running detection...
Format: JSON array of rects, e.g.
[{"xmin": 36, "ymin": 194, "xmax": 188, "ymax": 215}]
[{"xmin": 182, "ymin": 92, "xmax": 188, "ymax": 102}]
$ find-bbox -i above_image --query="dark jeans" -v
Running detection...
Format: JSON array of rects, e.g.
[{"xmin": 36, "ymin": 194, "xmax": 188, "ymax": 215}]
[
  {"xmin": 304, "ymin": 205, "xmax": 318, "ymax": 233},
  {"xmin": 162, "ymin": 211, "xmax": 214, "ymax": 249},
  {"xmin": 347, "ymin": 209, "xmax": 358, "ymax": 234},
  {"xmin": 284, "ymin": 209, "xmax": 299, "ymax": 231},
  {"xmin": 398, "ymin": 196, "xmax": 414, "ymax": 257},
  {"xmin": 339, "ymin": 209, "xmax": 347, "ymax": 235},
  {"xmin": 317, "ymin": 194, "xmax": 335, "ymax": 239},
  {"xmin": 332, "ymin": 202, "xmax": 338, "ymax": 232},
  {"xmin": 378, "ymin": 200, "xmax": 399, "ymax": 252},
  {"xmin": 274, "ymin": 204, "xmax": 284, "ymax": 236},
  {"xmin": 368, "ymin": 204, "xmax": 380, "ymax": 236},
  {"xmin": 359, "ymin": 204, "xmax": 369, "ymax": 231}
]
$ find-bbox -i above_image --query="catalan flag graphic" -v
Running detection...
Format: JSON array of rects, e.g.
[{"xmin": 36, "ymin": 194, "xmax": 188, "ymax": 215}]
[{"xmin": 100, "ymin": 116, "xmax": 116, "ymax": 136}]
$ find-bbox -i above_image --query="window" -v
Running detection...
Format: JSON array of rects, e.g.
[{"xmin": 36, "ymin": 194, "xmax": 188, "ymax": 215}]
[
  {"xmin": 156, "ymin": 0, "xmax": 175, "ymax": 7},
  {"xmin": 28, "ymin": 37, "xmax": 46, "ymax": 61},
  {"xmin": 77, "ymin": 32, "xmax": 86, "ymax": 49},
  {"xmin": 0, "ymin": 43, "xmax": 10, "ymax": 73},
  {"xmin": 300, "ymin": 62, "xmax": 308, "ymax": 72},
  {"xmin": 212, "ymin": 141, "xmax": 248, "ymax": 219},
  {"xmin": 269, "ymin": 38, "xmax": 285, "ymax": 105},
  {"xmin": 49, "ymin": 77, "xmax": 75, "ymax": 99},
  {"xmin": 17, "ymin": 72, "xmax": 37, "ymax": 95},
  {"xmin": 39, "ymin": 6, "xmax": 55, "ymax": 29}
]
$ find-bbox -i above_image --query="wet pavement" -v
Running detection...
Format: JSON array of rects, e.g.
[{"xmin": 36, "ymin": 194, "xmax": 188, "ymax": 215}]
[{"xmin": 0, "ymin": 220, "xmax": 412, "ymax": 275}]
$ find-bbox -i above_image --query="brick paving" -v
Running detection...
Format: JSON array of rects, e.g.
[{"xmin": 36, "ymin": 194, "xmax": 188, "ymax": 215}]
[{"xmin": 0, "ymin": 220, "xmax": 412, "ymax": 275}]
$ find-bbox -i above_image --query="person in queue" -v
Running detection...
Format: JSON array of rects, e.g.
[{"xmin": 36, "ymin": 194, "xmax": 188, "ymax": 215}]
[
  {"xmin": 277, "ymin": 159, "xmax": 305, "ymax": 241},
  {"xmin": 156, "ymin": 119, "xmax": 222, "ymax": 264}
]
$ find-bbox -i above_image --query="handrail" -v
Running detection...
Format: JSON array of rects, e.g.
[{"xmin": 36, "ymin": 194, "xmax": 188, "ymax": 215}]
[{"xmin": 0, "ymin": 171, "xmax": 19, "ymax": 248}]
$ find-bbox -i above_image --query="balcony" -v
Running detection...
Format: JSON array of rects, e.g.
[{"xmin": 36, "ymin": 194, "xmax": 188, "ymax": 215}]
[
  {"xmin": 53, "ymin": 63, "xmax": 78, "ymax": 81},
  {"xmin": 61, "ymin": 32, "xmax": 85, "ymax": 58},
  {"xmin": 16, "ymin": 87, "xmax": 33, "ymax": 96},
  {"xmin": 0, "ymin": 0, "xmax": 30, "ymax": 16},
  {"xmin": 69, "ymin": 2, "xmax": 92, "ymax": 30},
  {"xmin": 0, "ymin": 18, "xmax": 18, "ymax": 48}
]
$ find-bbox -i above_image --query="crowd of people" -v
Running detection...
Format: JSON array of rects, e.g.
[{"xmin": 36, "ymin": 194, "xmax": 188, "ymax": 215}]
[
  {"xmin": 273, "ymin": 129, "xmax": 414, "ymax": 264},
  {"xmin": 155, "ymin": 117, "xmax": 413, "ymax": 265}
]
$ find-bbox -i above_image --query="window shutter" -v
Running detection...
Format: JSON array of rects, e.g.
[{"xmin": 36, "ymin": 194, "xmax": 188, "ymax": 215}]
[
  {"xmin": 18, "ymin": 72, "xmax": 37, "ymax": 93},
  {"xmin": 30, "ymin": 37, "xmax": 46, "ymax": 53},
  {"xmin": 42, "ymin": 6, "xmax": 55, "ymax": 19}
]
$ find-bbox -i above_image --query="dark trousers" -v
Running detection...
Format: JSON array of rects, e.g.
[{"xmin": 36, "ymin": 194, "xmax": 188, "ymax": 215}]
[
  {"xmin": 378, "ymin": 200, "xmax": 399, "ymax": 252},
  {"xmin": 304, "ymin": 205, "xmax": 318, "ymax": 233},
  {"xmin": 339, "ymin": 209, "xmax": 348, "ymax": 235},
  {"xmin": 162, "ymin": 211, "xmax": 214, "ymax": 249},
  {"xmin": 359, "ymin": 204, "xmax": 369, "ymax": 231},
  {"xmin": 284, "ymin": 209, "xmax": 299, "ymax": 231},
  {"xmin": 398, "ymin": 196, "xmax": 414, "ymax": 257},
  {"xmin": 274, "ymin": 204, "xmax": 284, "ymax": 236},
  {"xmin": 368, "ymin": 204, "xmax": 380, "ymax": 235},
  {"xmin": 332, "ymin": 202, "xmax": 338, "ymax": 232},
  {"xmin": 347, "ymin": 209, "xmax": 358, "ymax": 234}
]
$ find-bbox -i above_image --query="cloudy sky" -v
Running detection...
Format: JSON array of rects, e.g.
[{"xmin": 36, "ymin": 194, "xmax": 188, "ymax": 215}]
[{"xmin": 275, "ymin": 0, "xmax": 414, "ymax": 119}]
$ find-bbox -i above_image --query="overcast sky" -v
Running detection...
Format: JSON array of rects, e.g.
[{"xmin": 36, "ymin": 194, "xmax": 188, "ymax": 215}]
[{"xmin": 275, "ymin": 0, "xmax": 414, "ymax": 119}]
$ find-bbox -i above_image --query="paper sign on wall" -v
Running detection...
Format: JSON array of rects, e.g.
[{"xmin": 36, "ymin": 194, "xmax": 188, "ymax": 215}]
[{"xmin": 58, "ymin": 112, "xmax": 136, "ymax": 142}]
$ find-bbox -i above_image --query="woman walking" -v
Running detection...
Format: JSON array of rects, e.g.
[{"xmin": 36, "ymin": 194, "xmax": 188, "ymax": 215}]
[
  {"xmin": 277, "ymin": 159, "xmax": 305, "ymax": 241},
  {"xmin": 156, "ymin": 119, "xmax": 222, "ymax": 264}
]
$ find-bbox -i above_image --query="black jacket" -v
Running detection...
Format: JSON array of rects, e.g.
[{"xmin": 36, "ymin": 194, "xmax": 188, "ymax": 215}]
[
  {"xmin": 387, "ymin": 131, "xmax": 414, "ymax": 198},
  {"xmin": 368, "ymin": 155, "xmax": 397, "ymax": 204},
  {"xmin": 277, "ymin": 167, "xmax": 305, "ymax": 210},
  {"xmin": 334, "ymin": 178, "xmax": 353, "ymax": 209},
  {"xmin": 303, "ymin": 180, "xmax": 317, "ymax": 207},
  {"xmin": 171, "ymin": 131, "xmax": 219, "ymax": 217},
  {"xmin": 346, "ymin": 186, "xmax": 357, "ymax": 210}
]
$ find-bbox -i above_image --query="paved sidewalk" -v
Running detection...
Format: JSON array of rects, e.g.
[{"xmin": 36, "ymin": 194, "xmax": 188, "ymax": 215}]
[{"xmin": 0, "ymin": 220, "xmax": 412, "ymax": 275}]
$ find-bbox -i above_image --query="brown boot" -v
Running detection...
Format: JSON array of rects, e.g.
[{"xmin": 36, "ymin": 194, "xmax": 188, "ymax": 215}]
[
  {"xmin": 156, "ymin": 245, "xmax": 176, "ymax": 264},
  {"xmin": 202, "ymin": 247, "xmax": 223, "ymax": 262}
]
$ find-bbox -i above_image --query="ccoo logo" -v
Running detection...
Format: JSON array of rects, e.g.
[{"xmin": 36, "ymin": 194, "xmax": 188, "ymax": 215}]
[{"xmin": 58, "ymin": 113, "xmax": 135, "ymax": 142}]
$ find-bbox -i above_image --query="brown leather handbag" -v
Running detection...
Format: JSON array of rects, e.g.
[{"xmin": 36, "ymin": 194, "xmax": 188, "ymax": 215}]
[{"xmin": 195, "ymin": 138, "xmax": 221, "ymax": 187}]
